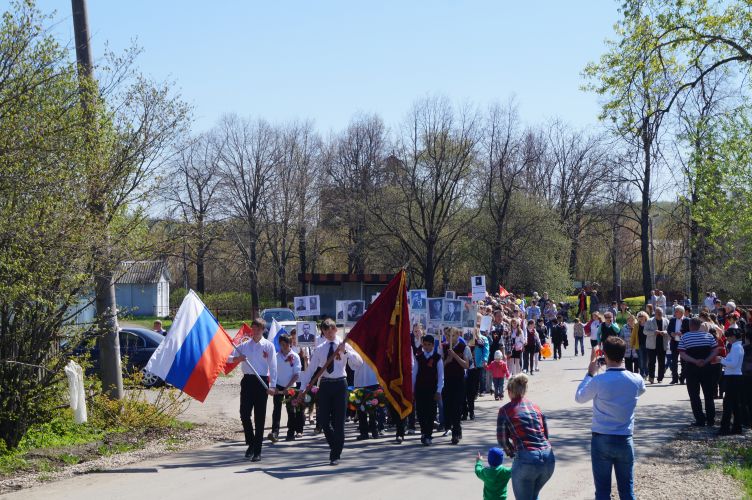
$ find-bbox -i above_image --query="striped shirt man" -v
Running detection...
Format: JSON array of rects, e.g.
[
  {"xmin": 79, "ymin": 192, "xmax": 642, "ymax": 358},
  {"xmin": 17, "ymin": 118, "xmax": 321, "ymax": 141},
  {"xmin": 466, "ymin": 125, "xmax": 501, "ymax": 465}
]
[{"xmin": 678, "ymin": 330, "xmax": 717, "ymax": 359}]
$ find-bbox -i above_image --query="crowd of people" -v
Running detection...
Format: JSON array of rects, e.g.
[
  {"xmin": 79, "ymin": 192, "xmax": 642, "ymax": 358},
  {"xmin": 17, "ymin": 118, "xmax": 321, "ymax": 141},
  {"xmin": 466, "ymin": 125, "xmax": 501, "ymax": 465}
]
[{"xmin": 200, "ymin": 286, "xmax": 752, "ymax": 499}]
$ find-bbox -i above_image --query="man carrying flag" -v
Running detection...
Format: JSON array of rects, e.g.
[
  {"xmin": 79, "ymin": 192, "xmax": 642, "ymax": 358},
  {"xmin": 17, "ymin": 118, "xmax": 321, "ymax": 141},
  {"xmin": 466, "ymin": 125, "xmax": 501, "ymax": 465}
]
[
  {"xmin": 145, "ymin": 290, "xmax": 234, "ymax": 403},
  {"xmin": 227, "ymin": 318, "xmax": 277, "ymax": 462},
  {"xmin": 307, "ymin": 318, "xmax": 363, "ymax": 466}
]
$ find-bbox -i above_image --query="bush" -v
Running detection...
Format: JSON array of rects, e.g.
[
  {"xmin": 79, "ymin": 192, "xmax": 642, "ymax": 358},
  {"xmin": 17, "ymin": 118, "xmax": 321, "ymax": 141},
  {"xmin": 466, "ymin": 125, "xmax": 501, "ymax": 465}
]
[
  {"xmin": 89, "ymin": 371, "xmax": 189, "ymax": 431},
  {"xmin": 170, "ymin": 288, "xmax": 281, "ymax": 320}
]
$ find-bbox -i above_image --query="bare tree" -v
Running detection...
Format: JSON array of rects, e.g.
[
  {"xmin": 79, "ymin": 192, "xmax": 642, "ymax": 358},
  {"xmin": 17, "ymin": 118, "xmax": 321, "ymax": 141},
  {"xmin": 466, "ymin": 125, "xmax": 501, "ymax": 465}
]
[
  {"xmin": 370, "ymin": 97, "xmax": 481, "ymax": 295},
  {"xmin": 165, "ymin": 132, "xmax": 223, "ymax": 294},
  {"xmin": 265, "ymin": 121, "xmax": 320, "ymax": 306},
  {"xmin": 545, "ymin": 120, "xmax": 611, "ymax": 277},
  {"xmin": 482, "ymin": 102, "xmax": 530, "ymax": 288},
  {"xmin": 218, "ymin": 115, "xmax": 282, "ymax": 315},
  {"xmin": 322, "ymin": 114, "xmax": 387, "ymax": 273}
]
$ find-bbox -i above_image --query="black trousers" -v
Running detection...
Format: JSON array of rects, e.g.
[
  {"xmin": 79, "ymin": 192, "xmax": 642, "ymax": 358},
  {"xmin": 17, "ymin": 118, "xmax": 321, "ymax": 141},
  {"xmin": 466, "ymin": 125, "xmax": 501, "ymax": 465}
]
[
  {"xmin": 670, "ymin": 339, "xmax": 684, "ymax": 383},
  {"xmin": 357, "ymin": 384, "xmax": 380, "ymax": 437},
  {"xmin": 553, "ymin": 341, "xmax": 563, "ymax": 359},
  {"xmin": 316, "ymin": 377, "xmax": 347, "ymax": 461},
  {"xmin": 685, "ymin": 365, "xmax": 716, "ymax": 425},
  {"xmin": 525, "ymin": 348, "xmax": 536, "ymax": 370},
  {"xmin": 625, "ymin": 356, "xmax": 640, "ymax": 374},
  {"xmin": 648, "ymin": 347, "xmax": 666, "ymax": 381},
  {"xmin": 742, "ymin": 375, "xmax": 752, "ymax": 427},
  {"xmin": 721, "ymin": 375, "xmax": 743, "ymax": 432},
  {"xmin": 388, "ymin": 405, "xmax": 406, "ymax": 438},
  {"xmin": 415, "ymin": 387, "xmax": 438, "ymax": 438},
  {"xmin": 464, "ymin": 368, "xmax": 481, "ymax": 418},
  {"xmin": 271, "ymin": 384, "xmax": 304, "ymax": 437},
  {"xmin": 240, "ymin": 375, "xmax": 269, "ymax": 455},
  {"xmin": 443, "ymin": 377, "xmax": 465, "ymax": 439}
]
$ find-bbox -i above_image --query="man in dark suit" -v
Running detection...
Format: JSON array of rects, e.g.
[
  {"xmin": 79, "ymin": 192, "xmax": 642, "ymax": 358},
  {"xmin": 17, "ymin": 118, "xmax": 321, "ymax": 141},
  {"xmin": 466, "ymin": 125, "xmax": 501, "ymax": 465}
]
[
  {"xmin": 411, "ymin": 291, "xmax": 426, "ymax": 310},
  {"xmin": 668, "ymin": 305, "xmax": 690, "ymax": 385},
  {"xmin": 443, "ymin": 301, "xmax": 461, "ymax": 322},
  {"xmin": 298, "ymin": 323, "xmax": 316, "ymax": 344}
]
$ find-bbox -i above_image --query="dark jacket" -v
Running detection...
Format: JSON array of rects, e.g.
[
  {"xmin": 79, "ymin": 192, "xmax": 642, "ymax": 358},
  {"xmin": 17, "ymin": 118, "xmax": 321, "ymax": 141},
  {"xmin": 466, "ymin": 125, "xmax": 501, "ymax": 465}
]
[
  {"xmin": 667, "ymin": 317, "xmax": 690, "ymax": 342},
  {"xmin": 551, "ymin": 324, "xmax": 568, "ymax": 346}
]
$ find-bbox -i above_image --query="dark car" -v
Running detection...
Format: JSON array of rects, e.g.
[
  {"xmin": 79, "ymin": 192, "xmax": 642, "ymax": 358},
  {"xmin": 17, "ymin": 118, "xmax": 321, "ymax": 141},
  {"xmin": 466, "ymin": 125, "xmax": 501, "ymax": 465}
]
[{"xmin": 76, "ymin": 327, "xmax": 165, "ymax": 387}]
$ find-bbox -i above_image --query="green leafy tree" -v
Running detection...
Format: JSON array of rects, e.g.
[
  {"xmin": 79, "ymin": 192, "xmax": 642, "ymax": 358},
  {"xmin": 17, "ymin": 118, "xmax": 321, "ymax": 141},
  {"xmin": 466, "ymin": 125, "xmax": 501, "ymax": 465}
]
[{"xmin": 0, "ymin": 2, "xmax": 97, "ymax": 449}]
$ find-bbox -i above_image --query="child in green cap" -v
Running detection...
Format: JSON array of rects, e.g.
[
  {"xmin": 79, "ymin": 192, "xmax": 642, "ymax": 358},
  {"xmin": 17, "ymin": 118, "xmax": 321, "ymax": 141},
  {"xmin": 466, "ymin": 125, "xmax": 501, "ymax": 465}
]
[{"xmin": 475, "ymin": 447, "xmax": 512, "ymax": 500}]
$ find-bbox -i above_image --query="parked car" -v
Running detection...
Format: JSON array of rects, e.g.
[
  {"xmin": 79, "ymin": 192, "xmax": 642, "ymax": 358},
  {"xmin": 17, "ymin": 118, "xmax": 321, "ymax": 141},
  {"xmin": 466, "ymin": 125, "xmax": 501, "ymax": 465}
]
[
  {"xmin": 74, "ymin": 327, "xmax": 165, "ymax": 387},
  {"xmin": 260, "ymin": 308, "xmax": 298, "ymax": 337}
]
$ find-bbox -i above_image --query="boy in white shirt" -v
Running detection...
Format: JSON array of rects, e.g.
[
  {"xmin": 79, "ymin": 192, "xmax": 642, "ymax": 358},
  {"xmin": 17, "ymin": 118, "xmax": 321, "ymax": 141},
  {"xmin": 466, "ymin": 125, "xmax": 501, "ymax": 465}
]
[{"xmin": 269, "ymin": 334, "xmax": 302, "ymax": 442}]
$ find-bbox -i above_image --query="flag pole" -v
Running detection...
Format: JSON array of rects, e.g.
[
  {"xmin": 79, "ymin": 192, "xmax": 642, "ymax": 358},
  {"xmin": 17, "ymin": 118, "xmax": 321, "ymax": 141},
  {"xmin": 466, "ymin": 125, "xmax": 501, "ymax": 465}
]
[{"xmin": 230, "ymin": 338, "xmax": 270, "ymax": 391}]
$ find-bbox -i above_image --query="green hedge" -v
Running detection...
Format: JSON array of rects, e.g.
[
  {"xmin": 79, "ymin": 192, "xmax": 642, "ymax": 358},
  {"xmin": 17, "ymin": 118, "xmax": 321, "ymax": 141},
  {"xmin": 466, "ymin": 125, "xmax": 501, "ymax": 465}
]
[{"xmin": 169, "ymin": 288, "xmax": 280, "ymax": 320}]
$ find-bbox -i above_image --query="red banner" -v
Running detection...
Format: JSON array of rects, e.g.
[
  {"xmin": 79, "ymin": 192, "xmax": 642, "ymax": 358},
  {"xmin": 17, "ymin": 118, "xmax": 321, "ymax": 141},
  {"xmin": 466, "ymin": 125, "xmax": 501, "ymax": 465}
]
[{"xmin": 346, "ymin": 270, "xmax": 413, "ymax": 418}]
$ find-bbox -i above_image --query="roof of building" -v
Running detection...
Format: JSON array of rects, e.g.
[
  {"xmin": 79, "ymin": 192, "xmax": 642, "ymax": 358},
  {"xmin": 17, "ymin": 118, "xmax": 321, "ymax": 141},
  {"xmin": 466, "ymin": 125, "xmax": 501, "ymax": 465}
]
[{"xmin": 116, "ymin": 260, "xmax": 171, "ymax": 284}]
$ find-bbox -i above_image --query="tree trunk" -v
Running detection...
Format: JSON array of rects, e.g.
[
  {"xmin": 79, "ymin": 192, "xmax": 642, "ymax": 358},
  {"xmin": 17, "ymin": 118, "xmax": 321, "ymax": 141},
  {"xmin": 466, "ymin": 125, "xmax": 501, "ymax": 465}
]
[
  {"xmin": 196, "ymin": 247, "xmax": 205, "ymax": 294},
  {"xmin": 640, "ymin": 123, "xmax": 653, "ymax": 305},
  {"xmin": 569, "ymin": 215, "xmax": 581, "ymax": 278},
  {"xmin": 689, "ymin": 189, "xmax": 701, "ymax": 309},
  {"xmin": 299, "ymin": 225, "xmax": 307, "ymax": 295},
  {"xmin": 248, "ymin": 224, "xmax": 260, "ymax": 317},
  {"xmin": 490, "ymin": 225, "xmax": 502, "ymax": 289},
  {"xmin": 424, "ymin": 240, "xmax": 436, "ymax": 296},
  {"xmin": 94, "ymin": 263, "xmax": 123, "ymax": 399},
  {"xmin": 279, "ymin": 264, "xmax": 287, "ymax": 307}
]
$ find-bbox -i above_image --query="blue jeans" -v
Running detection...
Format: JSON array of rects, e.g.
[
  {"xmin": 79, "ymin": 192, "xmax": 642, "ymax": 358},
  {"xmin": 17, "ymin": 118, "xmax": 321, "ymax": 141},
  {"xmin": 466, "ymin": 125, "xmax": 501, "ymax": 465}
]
[
  {"xmin": 511, "ymin": 447, "xmax": 555, "ymax": 500},
  {"xmin": 574, "ymin": 336, "xmax": 584, "ymax": 355},
  {"xmin": 638, "ymin": 347, "xmax": 648, "ymax": 378},
  {"xmin": 493, "ymin": 377, "xmax": 505, "ymax": 398},
  {"xmin": 591, "ymin": 433, "xmax": 635, "ymax": 500}
]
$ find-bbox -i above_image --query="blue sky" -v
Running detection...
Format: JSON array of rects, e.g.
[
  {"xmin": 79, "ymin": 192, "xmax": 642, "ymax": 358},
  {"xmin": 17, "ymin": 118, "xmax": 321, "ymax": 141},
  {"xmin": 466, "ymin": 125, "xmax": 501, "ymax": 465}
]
[{"xmin": 25, "ymin": 1, "xmax": 620, "ymax": 135}]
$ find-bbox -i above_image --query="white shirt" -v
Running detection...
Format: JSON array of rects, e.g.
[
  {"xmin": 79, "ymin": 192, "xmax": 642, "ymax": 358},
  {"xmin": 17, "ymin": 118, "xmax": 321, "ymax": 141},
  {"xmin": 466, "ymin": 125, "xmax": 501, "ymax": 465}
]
[
  {"xmin": 309, "ymin": 338, "xmax": 363, "ymax": 380},
  {"xmin": 721, "ymin": 340, "xmax": 744, "ymax": 376},
  {"xmin": 412, "ymin": 350, "xmax": 444, "ymax": 392},
  {"xmin": 354, "ymin": 362, "xmax": 379, "ymax": 387},
  {"xmin": 590, "ymin": 320, "xmax": 601, "ymax": 341},
  {"xmin": 655, "ymin": 295, "xmax": 667, "ymax": 310},
  {"xmin": 276, "ymin": 350, "xmax": 301, "ymax": 388},
  {"xmin": 232, "ymin": 337, "xmax": 277, "ymax": 386},
  {"xmin": 704, "ymin": 296, "xmax": 715, "ymax": 309}
]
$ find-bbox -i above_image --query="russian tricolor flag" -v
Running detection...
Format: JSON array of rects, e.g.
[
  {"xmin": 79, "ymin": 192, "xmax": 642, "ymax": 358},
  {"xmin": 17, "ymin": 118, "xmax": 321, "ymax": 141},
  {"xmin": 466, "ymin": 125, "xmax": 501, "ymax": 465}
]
[{"xmin": 145, "ymin": 290, "xmax": 234, "ymax": 402}]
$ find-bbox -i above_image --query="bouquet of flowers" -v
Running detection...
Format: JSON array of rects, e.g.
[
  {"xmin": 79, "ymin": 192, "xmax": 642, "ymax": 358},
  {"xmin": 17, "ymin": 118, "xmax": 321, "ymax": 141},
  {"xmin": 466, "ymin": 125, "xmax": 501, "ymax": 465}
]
[
  {"xmin": 348, "ymin": 387, "xmax": 387, "ymax": 414},
  {"xmin": 283, "ymin": 386, "xmax": 318, "ymax": 413}
]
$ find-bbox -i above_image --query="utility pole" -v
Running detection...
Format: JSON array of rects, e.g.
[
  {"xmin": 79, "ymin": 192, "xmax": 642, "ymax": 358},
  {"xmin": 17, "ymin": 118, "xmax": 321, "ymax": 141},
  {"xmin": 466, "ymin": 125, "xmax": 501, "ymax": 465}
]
[{"xmin": 72, "ymin": 0, "xmax": 124, "ymax": 399}]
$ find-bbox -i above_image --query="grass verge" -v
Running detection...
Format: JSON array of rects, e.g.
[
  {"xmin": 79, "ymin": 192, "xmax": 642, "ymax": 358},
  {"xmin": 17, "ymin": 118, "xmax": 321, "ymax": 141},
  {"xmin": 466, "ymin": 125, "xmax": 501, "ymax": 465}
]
[{"xmin": 714, "ymin": 440, "xmax": 752, "ymax": 496}]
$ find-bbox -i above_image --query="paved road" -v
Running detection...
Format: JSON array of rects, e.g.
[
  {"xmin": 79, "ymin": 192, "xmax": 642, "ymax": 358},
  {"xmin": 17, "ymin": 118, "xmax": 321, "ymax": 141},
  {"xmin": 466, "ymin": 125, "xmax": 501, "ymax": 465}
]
[{"xmin": 5, "ymin": 340, "xmax": 694, "ymax": 500}]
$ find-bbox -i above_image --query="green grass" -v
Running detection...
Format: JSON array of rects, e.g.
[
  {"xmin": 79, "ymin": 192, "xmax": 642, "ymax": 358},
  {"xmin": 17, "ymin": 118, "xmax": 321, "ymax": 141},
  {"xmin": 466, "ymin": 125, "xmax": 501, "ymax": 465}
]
[
  {"xmin": 713, "ymin": 440, "xmax": 752, "ymax": 496},
  {"xmin": 563, "ymin": 295, "xmax": 646, "ymax": 310},
  {"xmin": 0, "ymin": 404, "xmax": 193, "ymax": 477},
  {"xmin": 97, "ymin": 441, "xmax": 141, "ymax": 456},
  {"xmin": 57, "ymin": 453, "xmax": 80, "ymax": 465}
]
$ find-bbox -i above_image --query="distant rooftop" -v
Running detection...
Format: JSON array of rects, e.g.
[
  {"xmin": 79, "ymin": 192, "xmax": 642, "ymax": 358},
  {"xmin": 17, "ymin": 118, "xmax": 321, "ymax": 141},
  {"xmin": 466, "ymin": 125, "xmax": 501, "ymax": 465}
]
[{"xmin": 115, "ymin": 260, "xmax": 170, "ymax": 284}]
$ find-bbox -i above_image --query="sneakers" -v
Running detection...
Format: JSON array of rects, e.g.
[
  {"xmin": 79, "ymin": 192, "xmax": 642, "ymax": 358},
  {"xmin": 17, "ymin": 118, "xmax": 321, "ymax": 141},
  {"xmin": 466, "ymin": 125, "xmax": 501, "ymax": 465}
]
[
  {"xmin": 245, "ymin": 446, "xmax": 253, "ymax": 458},
  {"xmin": 251, "ymin": 454, "xmax": 261, "ymax": 462},
  {"xmin": 267, "ymin": 432, "xmax": 279, "ymax": 443}
]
